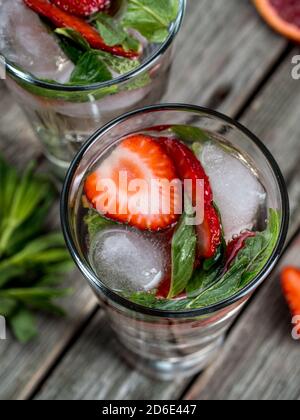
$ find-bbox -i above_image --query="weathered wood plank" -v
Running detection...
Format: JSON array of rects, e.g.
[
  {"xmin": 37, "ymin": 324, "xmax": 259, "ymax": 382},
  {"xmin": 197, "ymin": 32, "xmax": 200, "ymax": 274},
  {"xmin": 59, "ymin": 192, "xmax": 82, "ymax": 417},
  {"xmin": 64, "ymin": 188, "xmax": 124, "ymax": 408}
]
[
  {"xmin": 35, "ymin": 51, "xmax": 300, "ymax": 400},
  {"xmin": 37, "ymin": 312, "xmax": 185, "ymax": 401},
  {"xmin": 0, "ymin": 0, "xmax": 291, "ymax": 400},
  {"xmin": 166, "ymin": 0, "xmax": 287, "ymax": 114},
  {"xmin": 183, "ymin": 52, "xmax": 300, "ymax": 401}
]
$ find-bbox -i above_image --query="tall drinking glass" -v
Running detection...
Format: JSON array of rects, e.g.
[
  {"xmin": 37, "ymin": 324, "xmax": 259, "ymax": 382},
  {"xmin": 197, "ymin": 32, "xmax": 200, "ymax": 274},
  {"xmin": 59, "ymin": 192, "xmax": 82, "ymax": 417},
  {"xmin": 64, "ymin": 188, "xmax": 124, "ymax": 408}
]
[
  {"xmin": 61, "ymin": 104, "xmax": 289, "ymax": 380},
  {"xmin": 2, "ymin": 0, "xmax": 186, "ymax": 178}
]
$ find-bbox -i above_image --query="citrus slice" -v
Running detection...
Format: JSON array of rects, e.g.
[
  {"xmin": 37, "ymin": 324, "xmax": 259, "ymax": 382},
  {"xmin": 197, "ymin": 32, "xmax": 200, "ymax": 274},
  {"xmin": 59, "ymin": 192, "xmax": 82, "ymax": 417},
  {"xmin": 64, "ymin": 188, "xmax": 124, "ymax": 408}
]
[{"xmin": 253, "ymin": 0, "xmax": 300, "ymax": 43}]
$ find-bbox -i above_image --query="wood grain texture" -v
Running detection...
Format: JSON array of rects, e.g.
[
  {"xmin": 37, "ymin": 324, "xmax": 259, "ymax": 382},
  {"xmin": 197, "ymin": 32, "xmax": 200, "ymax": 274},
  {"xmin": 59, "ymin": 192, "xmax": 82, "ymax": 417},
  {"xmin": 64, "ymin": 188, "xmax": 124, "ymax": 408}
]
[
  {"xmin": 0, "ymin": 0, "xmax": 294, "ymax": 401},
  {"xmin": 37, "ymin": 312, "xmax": 185, "ymax": 401},
  {"xmin": 165, "ymin": 0, "xmax": 287, "ymax": 114},
  {"xmin": 184, "ymin": 51, "xmax": 300, "ymax": 401},
  {"xmin": 34, "ymin": 57, "xmax": 300, "ymax": 399}
]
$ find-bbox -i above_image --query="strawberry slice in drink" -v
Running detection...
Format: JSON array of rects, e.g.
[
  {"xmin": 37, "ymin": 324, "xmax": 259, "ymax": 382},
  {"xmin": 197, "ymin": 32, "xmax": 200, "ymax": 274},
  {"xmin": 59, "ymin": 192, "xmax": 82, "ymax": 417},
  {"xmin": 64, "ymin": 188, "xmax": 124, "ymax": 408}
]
[
  {"xmin": 84, "ymin": 135, "xmax": 181, "ymax": 231},
  {"xmin": 159, "ymin": 137, "xmax": 222, "ymax": 260},
  {"xmin": 224, "ymin": 231, "xmax": 256, "ymax": 272},
  {"xmin": 52, "ymin": 0, "xmax": 111, "ymax": 17},
  {"xmin": 23, "ymin": 0, "xmax": 139, "ymax": 59}
]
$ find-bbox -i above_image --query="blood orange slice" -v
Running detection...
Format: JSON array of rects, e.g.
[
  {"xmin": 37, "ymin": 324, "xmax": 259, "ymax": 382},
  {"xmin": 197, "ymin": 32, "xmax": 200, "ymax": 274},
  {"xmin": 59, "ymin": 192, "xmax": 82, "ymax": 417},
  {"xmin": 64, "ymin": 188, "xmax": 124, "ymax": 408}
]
[{"xmin": 254, "ymin": 0, "xmax": 300, "ymax": 43}]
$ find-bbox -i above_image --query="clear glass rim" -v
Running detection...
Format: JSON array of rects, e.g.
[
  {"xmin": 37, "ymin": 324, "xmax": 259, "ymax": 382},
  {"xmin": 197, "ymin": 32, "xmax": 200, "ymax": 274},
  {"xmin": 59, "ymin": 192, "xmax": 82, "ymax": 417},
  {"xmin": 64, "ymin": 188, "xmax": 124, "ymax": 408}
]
[
  {"xmin": 61, "ymin": 104, "xmax": 290, "ymax": 319},
  {"xmin": 4, "ymin": 0, "xmax": 186, "ymax": 92}
]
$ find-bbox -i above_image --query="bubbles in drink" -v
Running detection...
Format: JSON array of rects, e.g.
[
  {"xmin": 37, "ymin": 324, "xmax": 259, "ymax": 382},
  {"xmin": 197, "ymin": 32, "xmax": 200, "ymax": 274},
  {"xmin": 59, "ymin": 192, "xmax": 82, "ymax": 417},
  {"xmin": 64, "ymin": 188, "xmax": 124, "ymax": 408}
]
[
  {"xmin": 71, "ymin": 124, "xmax": 279, "ymax": 310},
  {"xmin": 198, "ymin": 141, "xmax": 267, "ymax": 241},
  {"xmin": 0, "ymin": 0, "xmax": 74, "ymax": 82},
  {"xmin": 88, "ymin": 227, "xmax": 168, "ymax": 293}
]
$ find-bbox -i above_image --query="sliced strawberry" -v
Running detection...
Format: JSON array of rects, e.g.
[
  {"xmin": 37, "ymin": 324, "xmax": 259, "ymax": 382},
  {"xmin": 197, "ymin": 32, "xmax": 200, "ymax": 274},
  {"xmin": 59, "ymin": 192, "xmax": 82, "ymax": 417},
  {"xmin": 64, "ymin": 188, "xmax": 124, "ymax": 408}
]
[
  {"xmin": 156, "ymin": 277, "xmax": 171, "ymax": 299},
  {"xmin": 23, "ymin": 0, "xmax": 139, "ymax": 59},
  {"xmin": 225, "ymin": 231, "xmax": 256, "ymax": 271},
  {"xmin": 159, "ymin": 137, "xmax": 221, "ymax": 260},
  {"xmin": 281, "ymin": 267, "xmax": 300, "ymax": 321},
  {"xmin": 84, "ymin": 135, "xmax": 181, "ymax": 231},
  {"xmin": 52, "ymin": 0, "xmax": 110, "ymax": 17}
]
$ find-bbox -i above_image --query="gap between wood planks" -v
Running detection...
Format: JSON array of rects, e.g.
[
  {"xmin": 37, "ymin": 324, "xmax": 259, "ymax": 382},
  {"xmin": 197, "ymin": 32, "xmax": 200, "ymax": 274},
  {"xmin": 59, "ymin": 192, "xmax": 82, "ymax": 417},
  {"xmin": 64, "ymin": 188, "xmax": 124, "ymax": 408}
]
[{"xmin": 23, "ymin": 42, "xmax": 293, "ymax": 400}]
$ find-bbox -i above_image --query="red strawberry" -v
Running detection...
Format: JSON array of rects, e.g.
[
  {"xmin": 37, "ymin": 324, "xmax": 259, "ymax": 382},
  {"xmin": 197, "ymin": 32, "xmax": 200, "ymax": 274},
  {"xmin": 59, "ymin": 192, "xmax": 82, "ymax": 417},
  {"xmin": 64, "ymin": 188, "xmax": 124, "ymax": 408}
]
[
  {"xmin": 281, "ymin": 267, "xmax": 300, "ymax": 322},
  {"xmin": 52, "ymin": 0, "xmax": 110, "ymax": 17},
  {"xmin": 84, "ymin": 135, "xmax": 181, "ymax": 231},
  {"xmin": 225, "ymin": 231, "xmax": 256, "ymax": 271},
  {"xmin": 159, "ymin": 137, "xmax": 222, "ymax": 260},
  {"xmin": 23, "ymin": 0, "xmax": 139, "ymax": 59}
]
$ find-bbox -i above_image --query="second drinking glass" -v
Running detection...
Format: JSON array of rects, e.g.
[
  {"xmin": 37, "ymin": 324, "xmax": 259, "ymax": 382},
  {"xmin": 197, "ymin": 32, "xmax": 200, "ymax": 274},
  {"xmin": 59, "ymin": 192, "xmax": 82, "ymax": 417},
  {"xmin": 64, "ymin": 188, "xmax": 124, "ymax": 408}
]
[{"xmin": 1, "ymin": 0, "xmax": 186, "ymax": 178}]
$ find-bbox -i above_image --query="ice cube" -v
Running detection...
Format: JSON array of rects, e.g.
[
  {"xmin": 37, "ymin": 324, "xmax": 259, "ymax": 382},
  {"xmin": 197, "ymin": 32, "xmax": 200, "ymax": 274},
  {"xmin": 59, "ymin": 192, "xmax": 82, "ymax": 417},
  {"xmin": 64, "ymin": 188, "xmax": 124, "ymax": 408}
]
[
  {"xmin": 89, "ymin": 227, "xmax": 167, "ymax": 293},
  {"xmin": 198, "ymin": 141, "xmax": 267, "ymax": 242},
  {"xmin": 0, "ymin": 0, "xmax": 74, "ymax": 82}
]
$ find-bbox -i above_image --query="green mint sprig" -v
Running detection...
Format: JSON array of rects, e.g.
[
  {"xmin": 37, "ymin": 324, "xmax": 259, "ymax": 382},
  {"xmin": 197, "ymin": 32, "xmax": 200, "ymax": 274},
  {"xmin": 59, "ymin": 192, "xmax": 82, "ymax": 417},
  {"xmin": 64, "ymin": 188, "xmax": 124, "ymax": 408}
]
[{"xmin": 0, "ymin": 156, "xmax": 73, "ymax": 342}]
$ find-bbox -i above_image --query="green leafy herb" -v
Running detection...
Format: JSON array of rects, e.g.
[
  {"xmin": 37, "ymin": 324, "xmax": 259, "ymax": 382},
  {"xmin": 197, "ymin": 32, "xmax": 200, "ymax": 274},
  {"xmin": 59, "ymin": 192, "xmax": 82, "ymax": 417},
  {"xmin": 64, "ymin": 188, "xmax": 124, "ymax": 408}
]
[
  {"xmin": 70, "ymin": 51, "xmax": 112, "ymax": 84},
  {"xmin": 55, "ymin": 28, "xmax": 91, "ymax": 64},
  {"xmin": 96, "ymin": 14, "xmax": 126, "ymax": 46},
  {"xmin": 84, "ymin": 209, "xmax": 116, "ymax": 240},
  {"xmin": 121, "ymin": 70, "xmax": 151, "ymax": 91},
  {"xmin": 0, "ymin": 159, "xmax": 54, "ymax": 258},
  {"xmin": 10, "ymin": 307, "xmax": 38, "ymax": 343},
  {"xmin": 0, "ymin": 156, "xmax": 74, "ymax": 342},
  {"xmin": 122, "ymin": 0, "xmax": 179, "ymax": 43},
  {"xmin": 171, "ymin": 125, "xmax": 211, "ymax": 144},
  {"xmin": 186, "ymin": 209, "xmax": 280, "ymax": 309},
  {"xmin": 95, "ymin": 14, "xmax": 141, "ymax": 52},
  {"xmin": 55, "ymin": 28, "xmax": 91, "ymax": 51},
  {"xmin": 126, "ymin": 209, "xmax": 280, "ymax": 311},
  {"xmin": 98, "ymin": 50, "xmax": 140, "ymax": 73},
  {"xmin": 168, "ymin": 207, "xmax": 197, "ymax": 299}
]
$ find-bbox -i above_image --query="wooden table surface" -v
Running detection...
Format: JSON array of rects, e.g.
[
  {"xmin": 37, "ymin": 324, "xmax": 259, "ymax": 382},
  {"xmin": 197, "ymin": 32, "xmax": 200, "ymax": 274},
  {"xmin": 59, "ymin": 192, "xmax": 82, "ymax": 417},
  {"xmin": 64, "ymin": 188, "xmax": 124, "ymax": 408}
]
[{"xmin": 0, "ymin": 0, "xmax": 300, "ymax": 401}]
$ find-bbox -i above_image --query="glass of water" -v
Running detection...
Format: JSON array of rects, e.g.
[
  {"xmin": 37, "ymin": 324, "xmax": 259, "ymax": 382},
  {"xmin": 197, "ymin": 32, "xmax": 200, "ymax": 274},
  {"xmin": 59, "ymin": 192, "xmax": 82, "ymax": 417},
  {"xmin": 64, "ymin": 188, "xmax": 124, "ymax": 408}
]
[
  {"xmin": 1, "ymin": 0, "xmax": 186, "ymax": 178},
  {"xmin": 61, "ymin": 104, "xmax": 289, "ymax": 379}
]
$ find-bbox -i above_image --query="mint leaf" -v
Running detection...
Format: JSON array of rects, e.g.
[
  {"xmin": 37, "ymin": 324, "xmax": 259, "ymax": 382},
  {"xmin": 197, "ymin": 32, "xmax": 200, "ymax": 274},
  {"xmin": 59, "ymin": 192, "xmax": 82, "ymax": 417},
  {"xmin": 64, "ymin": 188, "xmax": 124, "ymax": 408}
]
[
  {"xmin": 95, "ymin": 14, "xmax": 141, "ymax": 53},
  {"xmin": 84, "ymin": 209, "xmax": 116, "ymax": 240},
  {"xmin": 96, "ymin": 15, "xmax": 127, "ymax": 46},
  {"xmin": 188, "ymin": 209, "xmax": 281, "ymax": 308},
  {"xmin": 55, "ymin": 28, "xmax": 91, "ymax": 64},
  {"xmin": 168, "ymin": 210, "xmax": 197, "ymax": 298},
  {"xmin": 0, "ymin": 161, "xmax": 54, "ymax": 259},
  {"xmin": 55, "ymin": 28, "xmax": 91, "ymax": 51},
  {"xmin": 0, "ymin": 156, "xmax": 74, "ymax": 342},
  {"xmin": 126, "ymin": 209, "xmax": 280, "ymax": 310},
  {"xmin": 122, "ymin": 71, "xmax": 151, "ymax": 91},
  {"xmin": 9, "ymin": 307, "xmax": 38, "ymax": 343},
  {"xmin": 122, "ymin": 0, "xmax": 179, "ymax": 43},
  {"xmin": 70, "ymin": 51, "xmax": 112, "ymax": 84},
  {"xmin": 239, "ymin": 209, "xmax": 280, "ymax": 287},
  {"xmin": 186, "ymin": 265, "xmax": 221, "ymax": 298},
  {"xmin": 171, "ymin": 125, "xmax": 211, "ymax": 144},
  {"xmin": 0, "ymin": 298, "xmax": 17, "ymax": 318},
  {"xmin": 94, "ymin": 50, "xmax": 140, "ymax": 74}
]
